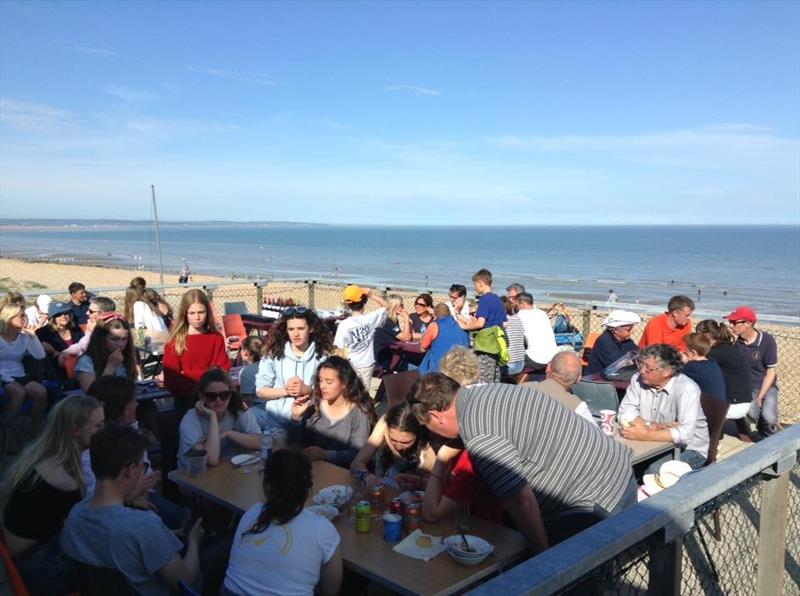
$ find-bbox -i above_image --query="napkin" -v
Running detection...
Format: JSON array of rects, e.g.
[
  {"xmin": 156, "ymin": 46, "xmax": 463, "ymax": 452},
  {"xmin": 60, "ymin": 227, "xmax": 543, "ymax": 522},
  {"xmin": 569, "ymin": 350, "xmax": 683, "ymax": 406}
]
[{"xmin": 392, "ymin": 529, "xmax": 448, "ymax": 561}]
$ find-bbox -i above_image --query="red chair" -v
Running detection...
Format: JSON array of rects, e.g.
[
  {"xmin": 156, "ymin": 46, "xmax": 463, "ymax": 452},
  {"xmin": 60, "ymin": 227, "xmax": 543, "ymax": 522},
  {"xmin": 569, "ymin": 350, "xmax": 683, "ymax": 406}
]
[
  {"xmin": 581, "ymin": 332, "xmax": 600, "ymax": 367},
  {"xmin": 61, "ymin": 354, "xmax": 79, "ymax": 379},
  {"xmin": 0, "ymin": 532, "xmax": 30, "ymax": 596},
  {"xmin": 222, "ymin": 314, "xmax": 248, "ymax": 351}
]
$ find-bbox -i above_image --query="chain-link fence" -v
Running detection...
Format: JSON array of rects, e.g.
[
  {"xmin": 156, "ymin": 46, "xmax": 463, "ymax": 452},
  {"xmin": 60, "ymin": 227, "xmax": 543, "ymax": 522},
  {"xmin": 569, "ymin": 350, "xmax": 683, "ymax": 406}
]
[{"xmin": 16, "ymin": 278, "xmax": 800, "ymax": 423}]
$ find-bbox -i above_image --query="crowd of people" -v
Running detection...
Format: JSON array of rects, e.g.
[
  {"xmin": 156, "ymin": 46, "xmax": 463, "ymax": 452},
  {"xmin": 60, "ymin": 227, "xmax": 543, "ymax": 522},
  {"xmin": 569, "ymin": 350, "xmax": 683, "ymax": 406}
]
[{"xmin": 0, "ymin": 270, "xmax": 783, "ymax": 595}]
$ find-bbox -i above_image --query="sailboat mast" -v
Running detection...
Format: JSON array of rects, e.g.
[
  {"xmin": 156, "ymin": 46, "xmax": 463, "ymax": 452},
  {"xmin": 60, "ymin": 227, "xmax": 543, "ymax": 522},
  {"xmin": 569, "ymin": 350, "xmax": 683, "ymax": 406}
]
[{"xmin": 150, "ymin": 185, "xmax": 166, "ymax": 290}]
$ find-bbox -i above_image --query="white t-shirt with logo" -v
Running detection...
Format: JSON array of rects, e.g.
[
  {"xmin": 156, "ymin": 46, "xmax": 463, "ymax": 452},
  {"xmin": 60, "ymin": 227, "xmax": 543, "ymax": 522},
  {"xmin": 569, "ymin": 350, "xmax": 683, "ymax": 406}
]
[
  {"xmin": 224, "ymin": 507, "xmax": 340, "ymax": 596},
  {"xmin": 333, "ymin": 308, "xmax": 387, "ymax": 369}
]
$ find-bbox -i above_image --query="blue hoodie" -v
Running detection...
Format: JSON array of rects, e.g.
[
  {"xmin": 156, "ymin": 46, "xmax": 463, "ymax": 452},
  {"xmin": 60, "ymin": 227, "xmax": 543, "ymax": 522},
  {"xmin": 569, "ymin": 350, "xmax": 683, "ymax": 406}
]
[{"xmin": 254, "ymin": 341, "xmax": 325, "ymax": 429}]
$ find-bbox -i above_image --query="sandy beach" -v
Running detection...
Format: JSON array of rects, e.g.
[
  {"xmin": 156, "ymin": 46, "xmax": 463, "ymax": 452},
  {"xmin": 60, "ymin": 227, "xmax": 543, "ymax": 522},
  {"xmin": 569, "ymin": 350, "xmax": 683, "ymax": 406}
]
[{"xmin": 0, "ymin": 258, "xmax": 224, "ymax": 295}]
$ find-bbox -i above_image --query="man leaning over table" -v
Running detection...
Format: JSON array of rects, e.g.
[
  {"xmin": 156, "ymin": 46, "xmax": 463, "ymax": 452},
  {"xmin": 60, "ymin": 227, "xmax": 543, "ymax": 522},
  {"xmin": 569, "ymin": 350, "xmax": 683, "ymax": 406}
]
[
  {"xmin": 618, "ymin": 343, "xmax": 710, "ymax": 474},
  {"xmin": 408, "ymin": 374, "xmax": 636, "ymax": 553}
]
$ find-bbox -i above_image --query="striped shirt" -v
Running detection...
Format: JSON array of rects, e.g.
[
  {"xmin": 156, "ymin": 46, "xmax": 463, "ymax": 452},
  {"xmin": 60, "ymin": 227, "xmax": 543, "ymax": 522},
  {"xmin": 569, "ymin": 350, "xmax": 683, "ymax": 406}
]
[
  {"xmin": 504, "ymin": 314, "xmax": 526, "ymax": 364},
  {"xmin": 456, "ymin": 384, "xmax": 633, "ymax": 520}
]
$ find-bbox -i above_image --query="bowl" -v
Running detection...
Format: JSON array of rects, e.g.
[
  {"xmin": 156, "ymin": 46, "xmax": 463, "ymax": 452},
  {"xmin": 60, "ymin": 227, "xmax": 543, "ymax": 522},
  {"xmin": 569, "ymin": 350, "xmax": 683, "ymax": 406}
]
[
  {"xmin": 231, "ymin": 453, "xmax": 261, "ymax": 467},
  {"xmin": 444, "ymin": 535, "xmax": 493, "ymax": 565},
  {"xmin": 305, "ymin": 504, "xmax": 339, "ymax": 520},
  {"xmin": 313, "ymin": 485, "xmax": 354, "ymax": 507}
]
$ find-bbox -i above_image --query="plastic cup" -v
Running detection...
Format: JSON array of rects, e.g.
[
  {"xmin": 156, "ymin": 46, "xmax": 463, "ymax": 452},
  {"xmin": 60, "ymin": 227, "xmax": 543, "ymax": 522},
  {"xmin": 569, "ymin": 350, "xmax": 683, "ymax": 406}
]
[
  {"xmin": 599, "ymin": 410, "xmax": 617, "ymax": 436},
  {"xmin": 186, "ymin": 449, "xmax": 207, "ymax": 477},
  {"xmin": 455, "ymin": 500, "xmax": 471, "ymax": 532}
]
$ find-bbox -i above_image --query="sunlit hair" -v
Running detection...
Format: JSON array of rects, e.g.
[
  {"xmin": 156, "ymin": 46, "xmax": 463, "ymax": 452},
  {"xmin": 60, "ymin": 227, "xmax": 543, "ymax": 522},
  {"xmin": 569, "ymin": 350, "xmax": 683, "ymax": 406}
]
[
  {"xmin": 471, "ymin": 268, "xmax": 493, "ymax": 286},
  {"xmin": 380, "ymin": 401, "xmax": 427, "ymax": 471},
  {"xmin": 684, "ymin": 332, "xmax": 712, "ymax": 357},
  {"xmin": 386, "ymin": 294, "xmax": 405, "ymax": 323},
  {"xmin": 433, "ymin": 303, "xmax": 450, "ymax": 319},
  {"xmin": 88, "ymin": 375, "xmax": 137, "ymax": 423},
  {"xmin": 0, "ymin": 394, "xmax": 101, "ymax": 505},
  {"xmin": 500, "ymin": 295, "xmax": 518, "ymax": 316},
  {"xmin": 414, "ymin": 293, "xmax": 433, "ymax": 309},
  {"xmin": 312, "ymin": 355, "xmax": 376, "ymax": 425},
  {"xmin": 129, "ymin": 277, "xmax": 147, "ymax": 292},
  {"xmin": 0, "ymin": 292, "xmax": 26, "ymax": 309},
  {"xmin": 407, "ymin": 373, "xmax": 460, "ymax": 425},
  {"xmin": 85, "ymin": 317, "xmax": 137, "ymax": 380},
  {"xmin": 0, "ymin": 303, "xmax": 25, "ymax": 335},
  {"xmin": 244, "ymin": 450, "xmax": 313, "ymax": 536},
  {"xmin": 439, "ymin": 346, "xmax": 480, "ymax": 386},
  {"xmin": 639, "ymin": 344, "xmax": 683, "ymax": 376},
  {"xmin": 241, "ymin": 335, "xmax": 265, "ymax": 362},
  {"xmin": 167, "ymin": 289, "xmax": 218, "ymax": 356},
  {"xmin": 264, "ymin": 309, "xmax": 333, "ymax": 360},
  {"xmin": 143, "ymin": 288, "xmax": 172, "ymax": 322},
  {"xmin": 667, "ymin": 295, "xmax": 695, "ymax": 313},
  {"xmin": 695, "ymin": 319, "xmax": 735, "ymax": 346},
  {"xmin": 194, "ymin": 367, "xmax": 245, "ymax": 416}
]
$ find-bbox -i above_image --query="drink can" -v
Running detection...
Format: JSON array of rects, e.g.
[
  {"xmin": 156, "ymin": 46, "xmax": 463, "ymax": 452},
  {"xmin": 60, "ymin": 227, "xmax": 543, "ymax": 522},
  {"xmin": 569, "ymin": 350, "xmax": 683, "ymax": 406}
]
[
  {"xmin": 389, "ymin": 498, "xmax": 405, "ymax": 517},
  {"xmin": 382, "ymin": 513, "xmax": 403, "ymax": 542},
  {"xmin": 355, "ymin": 500, "xmax": 372, "ymax": 533},
  {"xmin": 405, "ymin": 505, "xmax": 420, "ymax": 534}
]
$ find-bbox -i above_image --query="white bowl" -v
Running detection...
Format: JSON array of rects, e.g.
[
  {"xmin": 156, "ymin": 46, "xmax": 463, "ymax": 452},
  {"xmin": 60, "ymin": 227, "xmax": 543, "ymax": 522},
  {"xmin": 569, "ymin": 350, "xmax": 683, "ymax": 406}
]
[
  {"xmin": 313, "ymin": 485, "xmax": 354, "ymax": 506},
  {"xmin": 305, "ymin": 504, "xmax": 339, "ymax": 520},
  {"xmin": 444, "ymin": 535, "xmax": 494, "ymax": 560},
  {"xmin": 447, "ymin": 548, "xmax": 491, "ymax": 566},
  {"xmin": 231, "ymin": 453, "xmax": 261, "ymax": 467}
]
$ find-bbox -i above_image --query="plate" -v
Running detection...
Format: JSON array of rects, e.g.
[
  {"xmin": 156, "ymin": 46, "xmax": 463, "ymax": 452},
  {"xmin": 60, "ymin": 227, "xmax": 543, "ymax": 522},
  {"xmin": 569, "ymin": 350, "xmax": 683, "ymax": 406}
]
[
  {"xmin": 397, "ymin": 490, "xmax": 425, "ymax": 506},
  {"xmin": 231, "ymin": 453, "xmax": 261, "ymax": 467},
  {"xmin": 305, "ymin": 504, "xmax": 339, "ymax": 520},
  {"xmin": 313, "ymin": 485, "xmax": 353, "ymax": 506}
]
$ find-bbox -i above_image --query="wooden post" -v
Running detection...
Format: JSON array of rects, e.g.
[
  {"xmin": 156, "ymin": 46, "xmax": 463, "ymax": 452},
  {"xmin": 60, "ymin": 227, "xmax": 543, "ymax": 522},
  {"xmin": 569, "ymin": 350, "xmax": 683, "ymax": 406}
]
[
  {"xmin": 254, "ymin": 282, "xmax": 263, "ymax": 314},
  {"xmin": 756, "ymin": 470, "xmax": 790, "ymax": 595},
  {"xmin": 307, "ymin": 280, "xmax": 316, "ymax": 309},
  {"xmin": 648, "ymin": 534, "xmax": 683, "ymax": 596}
]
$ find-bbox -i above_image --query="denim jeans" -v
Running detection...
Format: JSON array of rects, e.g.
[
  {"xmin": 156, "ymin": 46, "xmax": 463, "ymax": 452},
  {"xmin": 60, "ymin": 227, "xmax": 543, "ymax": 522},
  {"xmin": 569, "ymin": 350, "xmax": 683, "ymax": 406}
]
[
  {"xmin": 748, "ymin": 386, "xmax": 779, "ymax": 436},
  {"xmin": 16, "ymin": 535, "xmax": 76, "ymax": 596},
  {"xmin": 645, "ymin": 448, "xmax": 707, "ymax": 476}
]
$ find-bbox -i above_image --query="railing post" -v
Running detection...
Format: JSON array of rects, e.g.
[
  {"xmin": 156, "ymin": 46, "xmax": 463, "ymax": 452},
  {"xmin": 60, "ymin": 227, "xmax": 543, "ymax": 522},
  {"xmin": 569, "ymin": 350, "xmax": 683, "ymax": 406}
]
[
  {"xmin": 254, "ymin": 282, "xmax": 263, "ymax": 314},
  {"xmin": 582, "ymin": 308, "xmax": 591, "ymax": 336},
  {"xmin": 307, "ymin": 280, "xmax": 316, "ymax": 309},
  {"xmin": 647, "ymin": 535, "xmax": 683, "ymax": 596},
  {"xmin": 756, "ymin": 455, "xmax": 794, "ymax": 595}
]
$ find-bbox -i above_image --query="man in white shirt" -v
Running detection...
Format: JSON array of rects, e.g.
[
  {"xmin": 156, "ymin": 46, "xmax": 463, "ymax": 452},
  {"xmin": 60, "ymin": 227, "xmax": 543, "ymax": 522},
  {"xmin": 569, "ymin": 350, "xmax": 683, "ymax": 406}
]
[
  {"xmin": 24, "ymin": 295, "xmax": 51, "ymax": 330},
  {"xmin": 333, "ymin": 285, "xmax": 388, "ymax": 391},
  {"xmin": 516, "ymin": 292, "xmax": 557, "ymax": 372},
  {"xmin": 446, "ymin": 284, "xmax": 471, "ymax": 320},
  {"xmin": 619, "ymin": 343, "xmax": 709, "ymax": 474}
]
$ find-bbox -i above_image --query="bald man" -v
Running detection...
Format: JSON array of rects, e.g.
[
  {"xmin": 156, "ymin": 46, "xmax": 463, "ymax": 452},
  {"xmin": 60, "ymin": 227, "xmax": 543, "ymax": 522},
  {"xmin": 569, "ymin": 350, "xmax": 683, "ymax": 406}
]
[{"xmin": 525, "ymin": 351, "xmax": 594, "ymax": 422}]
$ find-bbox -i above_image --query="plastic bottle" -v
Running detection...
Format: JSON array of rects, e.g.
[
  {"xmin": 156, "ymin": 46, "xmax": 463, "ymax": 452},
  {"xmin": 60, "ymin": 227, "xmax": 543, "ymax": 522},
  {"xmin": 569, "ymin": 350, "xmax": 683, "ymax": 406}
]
[{"xmin": 260, "ymin": 430, "xmax": 272, "ymax": 461}]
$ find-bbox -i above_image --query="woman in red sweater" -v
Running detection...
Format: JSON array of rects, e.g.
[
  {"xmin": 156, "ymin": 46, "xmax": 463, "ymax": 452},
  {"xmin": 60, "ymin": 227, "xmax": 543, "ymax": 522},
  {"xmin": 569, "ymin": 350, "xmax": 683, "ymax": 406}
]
[{"xmin": 163, "ymin": 289, "xmax": 230, "ymax": 397}]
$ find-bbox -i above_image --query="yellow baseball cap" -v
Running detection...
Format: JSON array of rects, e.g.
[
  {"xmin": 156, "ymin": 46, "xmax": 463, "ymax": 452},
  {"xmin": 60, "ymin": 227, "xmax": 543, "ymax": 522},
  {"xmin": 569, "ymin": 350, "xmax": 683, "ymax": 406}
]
[{"xmin": 343, "ymin": 285, "xmax": 367, "ymax": 303}]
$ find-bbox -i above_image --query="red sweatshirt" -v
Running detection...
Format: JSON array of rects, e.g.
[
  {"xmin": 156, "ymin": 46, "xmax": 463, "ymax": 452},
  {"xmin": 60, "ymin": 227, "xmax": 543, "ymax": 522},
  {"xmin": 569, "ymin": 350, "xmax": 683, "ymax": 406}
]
[{"xmin": 163, "ymin": 332, "xmax": 230, "ymax": 396}]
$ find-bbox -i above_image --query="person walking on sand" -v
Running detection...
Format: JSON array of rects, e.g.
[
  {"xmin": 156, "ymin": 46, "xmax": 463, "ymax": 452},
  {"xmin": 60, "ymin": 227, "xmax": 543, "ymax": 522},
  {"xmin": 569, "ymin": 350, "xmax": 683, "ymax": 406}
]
[{"xmin": 179, "ymin": 264, "xmax": 191, "ymax": 284}]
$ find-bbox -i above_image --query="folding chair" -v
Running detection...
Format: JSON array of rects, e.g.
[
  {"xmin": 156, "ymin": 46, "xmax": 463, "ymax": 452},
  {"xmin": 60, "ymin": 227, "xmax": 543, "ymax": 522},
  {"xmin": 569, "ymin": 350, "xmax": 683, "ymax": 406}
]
[
  {"xmin": 700, "ymin": 393, "xmax": 730, "ymax": 541},
  {"xmin": 0, "ymin": 533, "xmax": 30, "ymax": 596},
  {"xmin": 381, "ymin": 370, "xmax": 421, "ymax": 409},
  {"xmin": 572, "ymin": 380, "xmax": 619, "ymax": 416},
  {"xmin": 222, "ymin": 314, "xmax": 248, "ymax": 356}
]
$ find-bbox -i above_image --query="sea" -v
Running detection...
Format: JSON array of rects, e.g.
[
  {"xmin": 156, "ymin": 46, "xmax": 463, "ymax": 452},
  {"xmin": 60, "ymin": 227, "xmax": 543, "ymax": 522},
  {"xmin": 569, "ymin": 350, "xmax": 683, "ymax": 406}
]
[{"xmin": 1, "ymin": 224, "xmax": 799, "ymax": 319}]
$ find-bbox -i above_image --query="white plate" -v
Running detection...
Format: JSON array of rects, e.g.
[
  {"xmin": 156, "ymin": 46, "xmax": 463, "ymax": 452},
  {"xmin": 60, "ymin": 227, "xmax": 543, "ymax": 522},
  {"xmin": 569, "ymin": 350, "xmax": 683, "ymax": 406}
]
[
  {"xmin": 444, "ymin": 534, "xmax": 494, "ymax": 557},
  {"xmin": 305, "ymin": 505, "xmax": 339, "ymax": 520},
  {"xmin": 313, "ymin": 485, "xmax": 353, "ymax": 506},
  {"xmin": 396, "ymin": 490, "xmax": 425, "ymax": 506},
  {"xmin": 231, "ymin": 453, "xmax": 261, "ymax": 467}
]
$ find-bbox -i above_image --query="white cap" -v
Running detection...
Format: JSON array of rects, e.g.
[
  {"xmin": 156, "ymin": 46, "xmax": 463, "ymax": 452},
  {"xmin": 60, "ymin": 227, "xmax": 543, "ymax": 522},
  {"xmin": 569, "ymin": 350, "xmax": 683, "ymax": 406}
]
[
  {"xmin": 602, "ymin": 309, "xmax": 641, "ymax": 328},
  {"xmin": 36, "ymin": 294, "xmax": 52, "ymax": 311},
  {"xmin": 642, "ymin": 460, "xmax": 692, "ymax": 496}
]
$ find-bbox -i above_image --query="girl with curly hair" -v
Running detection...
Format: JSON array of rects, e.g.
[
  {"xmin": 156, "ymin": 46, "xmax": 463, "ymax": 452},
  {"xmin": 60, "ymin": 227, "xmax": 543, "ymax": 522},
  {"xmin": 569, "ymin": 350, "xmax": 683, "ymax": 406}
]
[
  {"xmin": 254, "ymin": 307, "xmax": 333, "ymax": 430},
  {"xmin": 291, "ymin": 355, "xmax": 375, "ymax": 468}
]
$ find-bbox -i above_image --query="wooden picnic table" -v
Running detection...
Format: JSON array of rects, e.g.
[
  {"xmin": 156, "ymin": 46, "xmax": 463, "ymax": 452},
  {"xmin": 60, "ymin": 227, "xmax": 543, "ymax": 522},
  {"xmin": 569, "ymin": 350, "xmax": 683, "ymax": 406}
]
[
  {"xmin": 624, "ymin": 438, "xmax": 677, "ymax": 465},
  {"xmin": 169, "ymin": 459, "xmax": 529, "ymax": 596},
  {"xmin": 388, "ymin": 340, "xmax": 425, "ymax": 372},
  {"xmin": 582, "ymin": 371, "xmax": 631, "ymax": 393}
]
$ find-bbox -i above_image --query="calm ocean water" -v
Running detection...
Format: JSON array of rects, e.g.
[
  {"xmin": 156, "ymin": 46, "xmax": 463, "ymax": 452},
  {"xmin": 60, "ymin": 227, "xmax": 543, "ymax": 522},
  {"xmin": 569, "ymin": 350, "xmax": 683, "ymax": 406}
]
[{"xmin": 2, "ymin": 225, "xmax": 799, "ymax": 317}]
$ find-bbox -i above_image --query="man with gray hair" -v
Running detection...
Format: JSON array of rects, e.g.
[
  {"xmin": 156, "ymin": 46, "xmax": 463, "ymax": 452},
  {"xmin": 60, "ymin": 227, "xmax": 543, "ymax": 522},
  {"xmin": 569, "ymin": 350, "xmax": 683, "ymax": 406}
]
[
  {"xmin": 619, "ymin": 343, "xmax": 709, "ymax": 473},
  {"xmin": 526, "ymin": 351, "xmax": 593, "ymax": 422},
  {"xmin": 505, "ymin": 283, "xmax": 526, "ymax": 305}
]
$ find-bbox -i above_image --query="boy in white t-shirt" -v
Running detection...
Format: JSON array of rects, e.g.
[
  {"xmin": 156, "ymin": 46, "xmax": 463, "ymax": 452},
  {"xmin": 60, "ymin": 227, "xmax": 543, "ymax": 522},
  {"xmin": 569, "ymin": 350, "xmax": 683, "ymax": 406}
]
[{"xmin": 333, "ymin": 285, "xmax": 388, "ymax": 391}]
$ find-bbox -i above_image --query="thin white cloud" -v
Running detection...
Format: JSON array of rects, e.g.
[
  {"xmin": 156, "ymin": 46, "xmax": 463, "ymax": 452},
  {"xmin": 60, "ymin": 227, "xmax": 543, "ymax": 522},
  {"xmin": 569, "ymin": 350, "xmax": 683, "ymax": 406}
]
[
  {"xmin": 105, "ymin": 85, "xmax": 160, "ymax": 103},
  {"xmin": 186, "ymin": 65, "xmax": 276, "ymax": 86},
  {"xmin": 384, "ymin": 85, "xmax": 441, "ymax": 97},
  {"xmin": 58, "ymin": 40, "xmax": 118, "ymax": 57},
  {"xmin": 126, "ymin": 117, "xmax": 245, "ymax": 134},
  {"xmin": 0, "ymin": 97, "xmax": 74, "ymax": 132}
]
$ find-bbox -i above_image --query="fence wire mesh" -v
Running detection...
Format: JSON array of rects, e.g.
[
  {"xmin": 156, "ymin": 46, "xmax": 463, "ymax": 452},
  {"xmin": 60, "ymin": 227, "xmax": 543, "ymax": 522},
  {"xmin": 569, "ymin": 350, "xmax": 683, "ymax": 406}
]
[{"xmin": 785, "ymin": 464, "xmax": 800, "ymax": 595}]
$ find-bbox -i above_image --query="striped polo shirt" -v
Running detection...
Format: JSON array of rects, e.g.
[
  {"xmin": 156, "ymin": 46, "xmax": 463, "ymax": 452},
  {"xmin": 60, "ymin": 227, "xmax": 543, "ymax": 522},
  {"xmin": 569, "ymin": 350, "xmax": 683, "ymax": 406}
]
[{"xmin": 456, "ymin": 384, "xmax": 633, "ymax": 520}]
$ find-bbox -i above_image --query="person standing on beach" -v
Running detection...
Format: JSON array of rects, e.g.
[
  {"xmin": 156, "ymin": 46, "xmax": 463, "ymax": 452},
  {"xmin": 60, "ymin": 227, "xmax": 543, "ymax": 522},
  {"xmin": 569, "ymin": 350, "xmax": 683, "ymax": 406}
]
[
  {"xmin": 638, "ymin": 295, "xmax": 694, "ymax": 352},
  {"xmin": 68, "ymin": 282, "xmax": 91, "ymax": 325},
  {"xmin": 179, "ymin": 264, "xmax": 190, "ymax": 284},
  {"xmin": 458, "ymin": 269, "xmax": 507, "ymax": 383},
  {"xmin": 725, "ymin": 306, "xmax": 781, "ymax": 437},
  {"xmin": 607, "ymin": 289, "xmax": 618, "ymax": 304},
  {"xmin": 333, "ymin": 286, "xmax": 388, "ymax": 391}
]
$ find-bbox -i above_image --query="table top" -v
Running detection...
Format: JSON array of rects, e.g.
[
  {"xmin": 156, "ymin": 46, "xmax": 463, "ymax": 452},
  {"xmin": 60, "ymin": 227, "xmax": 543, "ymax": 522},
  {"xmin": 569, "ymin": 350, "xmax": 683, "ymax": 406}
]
[
  {"xmin": 582, "ymin": 371, "xmax": 631, "ymax": 392},
  {"xmin": 169, "ymin": 459, "xmax": 529, "ymax": 596},
  {"xmin": 622, "ymin": 438, "xmax": 676, "ymax": 465},
  {"xmin": 390, "ymin": 340, "xmax": 424, "ymax": 354}
]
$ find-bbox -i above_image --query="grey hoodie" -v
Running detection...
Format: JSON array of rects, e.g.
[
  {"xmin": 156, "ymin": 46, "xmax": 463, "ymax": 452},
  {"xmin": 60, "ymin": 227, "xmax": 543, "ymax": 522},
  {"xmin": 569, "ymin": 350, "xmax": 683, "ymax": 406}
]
[{"xmin": 254, "ymin": 341, "xmax": 325, "ymax": 428}]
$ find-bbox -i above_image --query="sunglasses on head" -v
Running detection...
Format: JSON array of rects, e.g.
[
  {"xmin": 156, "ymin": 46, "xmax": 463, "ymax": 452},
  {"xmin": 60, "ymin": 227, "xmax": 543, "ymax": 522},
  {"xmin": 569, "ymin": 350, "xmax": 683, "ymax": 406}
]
[
  {"xmin": 282, "ymin": 306, "xmax": 309, "ymax": 318},
  {"xmin": 203, "ymin": 390, "xmax": 232, "ymax": 401}
]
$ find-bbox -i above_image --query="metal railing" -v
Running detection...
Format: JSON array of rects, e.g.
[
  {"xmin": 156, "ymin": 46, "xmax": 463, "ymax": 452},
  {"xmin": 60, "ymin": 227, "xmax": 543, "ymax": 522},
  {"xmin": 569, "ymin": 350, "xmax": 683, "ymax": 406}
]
[{"xmin": 467, "ymin": 427, "xmax": 800, "ymax": 596}]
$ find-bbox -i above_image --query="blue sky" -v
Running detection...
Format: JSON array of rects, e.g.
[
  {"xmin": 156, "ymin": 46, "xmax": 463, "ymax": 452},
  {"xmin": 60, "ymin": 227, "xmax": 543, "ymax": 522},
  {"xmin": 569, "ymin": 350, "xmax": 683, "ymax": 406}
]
[{"xmin": 1, "ymin": 1, "xmax": 798, "ymax": 225}]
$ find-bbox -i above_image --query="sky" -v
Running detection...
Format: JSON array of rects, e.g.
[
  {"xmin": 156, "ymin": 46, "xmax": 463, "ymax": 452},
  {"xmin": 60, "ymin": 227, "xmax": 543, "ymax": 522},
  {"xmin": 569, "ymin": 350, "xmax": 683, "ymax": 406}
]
[{"xmin": 1, "ymin": 1, "xmax": 799, "ymax": 225}]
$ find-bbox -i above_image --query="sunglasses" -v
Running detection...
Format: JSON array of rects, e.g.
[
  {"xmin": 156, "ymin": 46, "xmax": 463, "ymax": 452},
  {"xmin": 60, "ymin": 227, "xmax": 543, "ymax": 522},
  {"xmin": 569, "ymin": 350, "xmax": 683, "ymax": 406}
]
[
  {"xmin": 729, "ymin": 320, "xmax": 749, "ymax": 326},
  {"xmin": 415, "ymin": 302, "xmax": 427, "ymax": 307},
  {"xmin": 282, "ymin": 306, "xmax": 309, "ymax": 318},
  {"xmin": 203, "ymin": 390, "xmax": 232, "ymax": 401}
]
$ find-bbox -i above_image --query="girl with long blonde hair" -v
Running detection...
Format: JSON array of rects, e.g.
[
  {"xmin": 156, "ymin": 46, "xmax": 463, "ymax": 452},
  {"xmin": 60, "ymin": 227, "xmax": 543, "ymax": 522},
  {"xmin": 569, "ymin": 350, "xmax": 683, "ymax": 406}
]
[{"xmin": 1, "ymin": 394, "xmax": 104, "ymax": 595}]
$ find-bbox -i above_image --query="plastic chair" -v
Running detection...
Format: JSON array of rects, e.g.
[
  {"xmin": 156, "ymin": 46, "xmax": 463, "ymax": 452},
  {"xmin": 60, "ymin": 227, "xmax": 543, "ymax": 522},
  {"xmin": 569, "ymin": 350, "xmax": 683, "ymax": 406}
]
[
  {"xmin": 61, "ymin": 354, "xmax": 79, "ymax": 379},
  {"xmin": 581, "ymin": 332, "xmax": 600, "ymax": 367},
  {"xmin": 222, "ymin": 314, "xmax": 248, "ymax": 352},
  {"xmin": 0, "ymin": 533, "xmax": 30, "ymax": 596},
  {"xmin": 700, "ymin": 393, "xmax": 730, "ymax": 541},
  {"xmin": 572, "ymin": 380, "xmax": 619, "ymax": 416},
  {"xmin": 381, "ymin": 370, "xmax": 421, "ymax": 409},
  {"xmin": 74, "ymin": 561, "xmax": 136, "ymax": 596}
]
